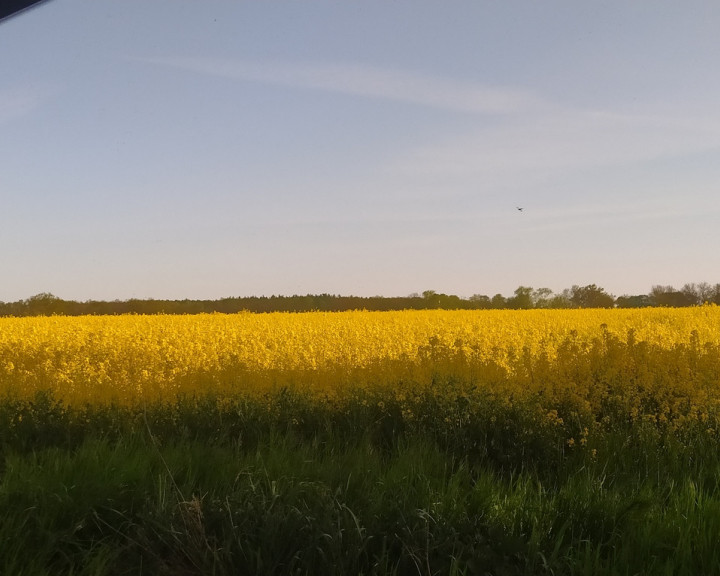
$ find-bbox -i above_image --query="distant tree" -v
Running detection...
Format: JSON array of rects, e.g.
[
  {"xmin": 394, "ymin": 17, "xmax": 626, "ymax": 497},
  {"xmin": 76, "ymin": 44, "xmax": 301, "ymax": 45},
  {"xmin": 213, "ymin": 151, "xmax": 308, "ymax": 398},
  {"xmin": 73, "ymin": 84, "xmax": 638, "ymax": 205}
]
[
  {"xmin": 6, "ymin": 281, "xmax": 720, "ymax": 317},
  {"xmin": 650, "ymin": 285, "xmax": 693, "ymax": 307},
  {"xmin": 469, "ymin": 294, "xmax": 491, "ymax": 309},
  {"xmin": 418, "ymin": 290, "xmax": 466, "ymax": 309},
  {"xmin": 531, "ymin": 287, "xmax": 554, "ymax": 308},
  {"xmin": 699, "ymin": 282, "xmax": 718, "ymax": 304},
  {"xmin": 681, "ymin": 282, "xmax": 716, "ymax": 305},
  {"xmin": 681, "ymin": 283, "xmax": 701, "ymax": 306},
  {"xmin": 24, "ymin": 292, "xmax": 65, "ymax": 315},
  {"xmin": 508, "ymin": 286, "xmax": 533, "ymax": 309},
  {"xmin": 422, "ymin": 290, "xmax": 440, "ymax": 308},
  {"xmin": 491, "ymin": 294, "xmax": 507, "ymax": 309},
  {"xmin": 547, "ymin": 289, "xmax": 572, "ymax": 309},
  {"xmin": 569, "ymin": 284, "xmax": 614, "ymax": 308},
  {"xmin": 615, "ymin": 294, "xmax": 653, "ymax": 308},
  {"xmin": 439, "ymin": 293, "xmax": 465, "ymax": 309}
]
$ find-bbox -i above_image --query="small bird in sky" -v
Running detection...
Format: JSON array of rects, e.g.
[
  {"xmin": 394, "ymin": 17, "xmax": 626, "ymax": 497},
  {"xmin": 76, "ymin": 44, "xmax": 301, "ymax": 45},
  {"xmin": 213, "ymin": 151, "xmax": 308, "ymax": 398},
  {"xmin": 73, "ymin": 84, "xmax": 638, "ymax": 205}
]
[{"xmin": 516, "ymin": 207, "xmax": 523, "ymax": 212}]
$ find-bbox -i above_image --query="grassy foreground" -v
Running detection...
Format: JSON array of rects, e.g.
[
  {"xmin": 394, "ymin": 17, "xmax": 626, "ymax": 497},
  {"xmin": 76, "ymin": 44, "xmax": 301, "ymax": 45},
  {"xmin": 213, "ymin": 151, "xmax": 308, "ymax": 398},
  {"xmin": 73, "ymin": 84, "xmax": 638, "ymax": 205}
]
[{"xmin": 2, "ymin": 394, "xmax": 720, "ymax": 576}]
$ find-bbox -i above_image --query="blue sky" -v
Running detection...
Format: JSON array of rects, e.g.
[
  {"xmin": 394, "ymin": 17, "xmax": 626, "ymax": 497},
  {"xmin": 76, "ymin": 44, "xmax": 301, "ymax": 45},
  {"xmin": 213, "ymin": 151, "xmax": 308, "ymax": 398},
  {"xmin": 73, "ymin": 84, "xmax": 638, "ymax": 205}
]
[{"xmin": 2, "ymin": 1, "xmax": 720, "ymax": 301}]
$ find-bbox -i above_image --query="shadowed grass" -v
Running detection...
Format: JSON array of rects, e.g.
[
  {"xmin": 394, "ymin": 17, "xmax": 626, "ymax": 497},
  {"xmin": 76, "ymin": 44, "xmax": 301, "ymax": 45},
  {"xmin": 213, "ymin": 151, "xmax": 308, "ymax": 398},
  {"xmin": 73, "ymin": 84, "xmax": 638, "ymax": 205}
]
[{"xmin": 2, "ymin": 393, "xmax": 720, "ymax": 574}]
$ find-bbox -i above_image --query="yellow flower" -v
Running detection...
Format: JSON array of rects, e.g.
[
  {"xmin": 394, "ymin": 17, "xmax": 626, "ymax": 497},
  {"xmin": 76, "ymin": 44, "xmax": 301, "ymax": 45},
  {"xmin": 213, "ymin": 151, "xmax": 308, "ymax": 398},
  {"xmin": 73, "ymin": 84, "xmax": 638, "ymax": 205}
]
[{"xmin": 0, "ymin": 306, "xmax": 718, "ymax": 431}]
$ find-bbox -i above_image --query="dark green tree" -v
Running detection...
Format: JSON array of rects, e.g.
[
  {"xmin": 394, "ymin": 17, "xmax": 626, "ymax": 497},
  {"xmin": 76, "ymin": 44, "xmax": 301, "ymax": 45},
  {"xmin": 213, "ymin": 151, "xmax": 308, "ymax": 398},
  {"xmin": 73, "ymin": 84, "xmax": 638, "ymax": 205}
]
[
  {"xmin": 469, "ymin": 294, "xmax": 491, "ymax": 309},
  {"xmin": 24, "ymin": 293, "xmax": 65, "ymax": 315},
  {"xmin": 615, "ymin": 294, "xmax": 652, "ymax": 308},
  {"xmin": 531, "ymin": 287, "xmax": 554, "ymax": 308},
  {"xmin": 508, "ymin": 286, "xmax": 533, "ymax": 309},
  {"xmin": 650, "ymin": 285, "xmax": 693, "ymax": 307},
  {"xmin": 569, "ymin": 284, "xmax": 614, "ymax": 308},
  {"xmin": 490, "ymin": 294, "xmax": 507, "ymax": 309}
]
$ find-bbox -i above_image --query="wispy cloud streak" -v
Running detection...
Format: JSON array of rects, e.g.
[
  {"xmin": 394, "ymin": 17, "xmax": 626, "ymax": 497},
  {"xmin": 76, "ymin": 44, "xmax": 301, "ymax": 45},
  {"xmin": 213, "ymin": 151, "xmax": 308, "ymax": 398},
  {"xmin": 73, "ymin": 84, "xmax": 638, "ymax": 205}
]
[
  {"xmin": 143, "ymin": 56, "xmax": 539, "ymax": 115},
  {"xmin": 392, "ymin": 107, "xmax": 720, "ymax": 180}
]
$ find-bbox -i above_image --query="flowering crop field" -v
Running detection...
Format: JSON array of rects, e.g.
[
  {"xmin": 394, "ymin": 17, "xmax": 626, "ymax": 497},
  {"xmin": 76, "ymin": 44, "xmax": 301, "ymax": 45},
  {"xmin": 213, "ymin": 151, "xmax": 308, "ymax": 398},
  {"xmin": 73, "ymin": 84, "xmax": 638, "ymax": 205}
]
[
  {"xmin": 3, "ymin": 308, "xmax": 720, "ymax": 575},
  {"xmin": 2, "ymin": 308, "xmax": 720, "ymax": 424}
]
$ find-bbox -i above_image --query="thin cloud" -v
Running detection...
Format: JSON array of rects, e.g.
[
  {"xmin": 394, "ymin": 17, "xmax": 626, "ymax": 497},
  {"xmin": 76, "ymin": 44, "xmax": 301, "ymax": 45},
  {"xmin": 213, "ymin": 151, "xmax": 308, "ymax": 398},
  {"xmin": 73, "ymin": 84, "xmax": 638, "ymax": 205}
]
[
  {"xmin": 391, "ymin": 107, "xmax": 720, "ymax": 181},
  {"xmin": 141, "ymin": 56, "xmax": 539, "ymax": 115}
]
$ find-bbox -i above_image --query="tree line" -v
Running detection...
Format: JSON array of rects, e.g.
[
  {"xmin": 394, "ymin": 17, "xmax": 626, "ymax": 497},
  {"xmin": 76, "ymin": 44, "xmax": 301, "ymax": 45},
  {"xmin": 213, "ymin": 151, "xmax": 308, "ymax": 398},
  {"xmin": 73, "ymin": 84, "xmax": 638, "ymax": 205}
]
[{"xmin": 1, "ymin": 283, "xmax": 719, "ymax": 316}]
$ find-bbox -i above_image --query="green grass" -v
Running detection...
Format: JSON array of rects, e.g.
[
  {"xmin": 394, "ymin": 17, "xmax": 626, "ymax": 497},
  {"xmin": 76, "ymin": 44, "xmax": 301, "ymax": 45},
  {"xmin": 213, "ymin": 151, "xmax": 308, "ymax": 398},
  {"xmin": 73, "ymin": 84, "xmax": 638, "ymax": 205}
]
[{"xmin": 2, "ymin": 395, "xmax": 720, "ymax": 575}]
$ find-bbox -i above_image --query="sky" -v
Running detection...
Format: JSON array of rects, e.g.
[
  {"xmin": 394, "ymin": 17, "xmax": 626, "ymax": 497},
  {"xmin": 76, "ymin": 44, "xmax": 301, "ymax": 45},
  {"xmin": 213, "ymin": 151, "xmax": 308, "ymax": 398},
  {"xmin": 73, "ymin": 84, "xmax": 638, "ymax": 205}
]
[{"xmin": 2, "ymin": 1, "xmax": 720, "ymax": 302}]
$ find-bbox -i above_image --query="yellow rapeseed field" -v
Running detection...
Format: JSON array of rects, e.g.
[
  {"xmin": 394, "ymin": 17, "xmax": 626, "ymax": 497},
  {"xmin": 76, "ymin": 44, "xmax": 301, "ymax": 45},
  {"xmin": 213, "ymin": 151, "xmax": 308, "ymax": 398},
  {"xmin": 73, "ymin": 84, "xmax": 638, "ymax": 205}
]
[{"xmin": 1, "ymin": 308, "xmax": 720, "ymax": 430}]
